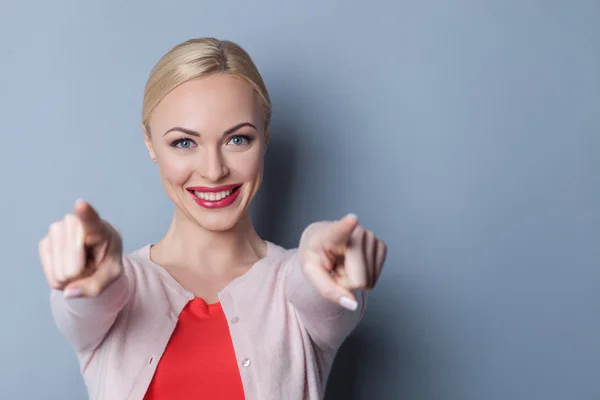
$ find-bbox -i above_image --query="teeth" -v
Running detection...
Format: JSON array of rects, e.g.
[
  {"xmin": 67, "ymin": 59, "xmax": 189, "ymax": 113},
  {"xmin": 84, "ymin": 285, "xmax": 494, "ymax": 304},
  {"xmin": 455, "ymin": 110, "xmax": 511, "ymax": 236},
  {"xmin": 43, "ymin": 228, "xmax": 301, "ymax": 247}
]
[{"xmin": 194, "ymin": 189, "xmax": 233, "ymax": 201}]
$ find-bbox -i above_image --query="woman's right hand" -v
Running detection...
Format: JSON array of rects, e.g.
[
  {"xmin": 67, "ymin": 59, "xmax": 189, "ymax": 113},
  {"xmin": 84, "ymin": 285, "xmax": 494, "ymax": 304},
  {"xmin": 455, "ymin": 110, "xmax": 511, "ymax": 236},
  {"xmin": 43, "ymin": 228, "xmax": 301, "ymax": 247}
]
[{"xmin": 39, "ymin": 199, "xmax": 124, "ymax": 298}]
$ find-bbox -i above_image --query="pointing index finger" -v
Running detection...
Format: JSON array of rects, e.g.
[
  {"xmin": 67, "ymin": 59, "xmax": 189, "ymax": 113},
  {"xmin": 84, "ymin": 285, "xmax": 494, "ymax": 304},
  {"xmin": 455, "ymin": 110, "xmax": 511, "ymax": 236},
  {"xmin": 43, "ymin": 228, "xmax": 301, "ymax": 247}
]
[
  {"xmin": 326, "ymin": 214, "xmax": 359, "ymax": 247},
  {"xmin": 73, "ymin": 199, "xmax": 106, "ymax": 244}
]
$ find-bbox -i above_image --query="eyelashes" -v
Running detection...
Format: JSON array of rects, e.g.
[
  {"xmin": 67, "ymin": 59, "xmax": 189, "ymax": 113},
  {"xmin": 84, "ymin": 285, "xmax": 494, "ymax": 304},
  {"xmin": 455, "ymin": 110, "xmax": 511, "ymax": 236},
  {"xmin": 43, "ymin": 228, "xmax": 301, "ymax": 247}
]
[
  {"xmin": 170, "ymin": 137, "xmax": 195, "ymax": 149},
  {"xmin": 170, "ymin": 134, "xmax": 254, "ymax": 150},
  {"xmin": 227, "ymin": 134, "xmax": 253, "ymax": 146}
]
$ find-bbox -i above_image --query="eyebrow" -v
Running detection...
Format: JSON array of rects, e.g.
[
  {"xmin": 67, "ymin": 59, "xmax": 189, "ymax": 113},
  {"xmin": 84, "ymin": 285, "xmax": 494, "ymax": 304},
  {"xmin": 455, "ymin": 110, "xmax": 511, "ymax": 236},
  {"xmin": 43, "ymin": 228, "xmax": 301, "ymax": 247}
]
[{"xmin": 163, "ymin": 122, "xmax": 257, "ymax": 137}]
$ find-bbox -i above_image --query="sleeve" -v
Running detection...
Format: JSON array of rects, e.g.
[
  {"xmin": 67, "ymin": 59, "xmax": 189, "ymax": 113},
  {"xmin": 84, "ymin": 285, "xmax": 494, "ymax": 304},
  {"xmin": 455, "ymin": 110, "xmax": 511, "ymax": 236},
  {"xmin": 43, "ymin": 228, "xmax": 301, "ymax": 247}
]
[
  {"xmin": 49, "ymin": 256, "xmax": 134, "ymax": 354},
  {"xmin": 284, "ymin": 250, "xmax": 367, "ymax": 350}
]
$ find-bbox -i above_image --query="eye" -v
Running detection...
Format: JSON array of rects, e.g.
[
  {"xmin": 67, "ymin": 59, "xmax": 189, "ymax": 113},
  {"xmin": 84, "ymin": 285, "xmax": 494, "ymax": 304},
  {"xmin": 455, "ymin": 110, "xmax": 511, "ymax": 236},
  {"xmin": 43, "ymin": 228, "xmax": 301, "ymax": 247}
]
[
  {"xmin": 171, "ymin": 138, "xmax": 196, "ymax": 150},
  {"xmin": 227, "ymin": 135, "xmax": 252, "ymax": 147}
]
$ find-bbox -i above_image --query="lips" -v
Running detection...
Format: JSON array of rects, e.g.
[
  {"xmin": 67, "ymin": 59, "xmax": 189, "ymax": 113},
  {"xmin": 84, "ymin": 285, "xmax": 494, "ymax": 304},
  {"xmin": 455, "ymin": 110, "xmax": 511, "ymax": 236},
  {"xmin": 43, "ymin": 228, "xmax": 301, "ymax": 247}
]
[{"xmin": 187, "ymin": 184, "xmax": 242, "ymax": 209}]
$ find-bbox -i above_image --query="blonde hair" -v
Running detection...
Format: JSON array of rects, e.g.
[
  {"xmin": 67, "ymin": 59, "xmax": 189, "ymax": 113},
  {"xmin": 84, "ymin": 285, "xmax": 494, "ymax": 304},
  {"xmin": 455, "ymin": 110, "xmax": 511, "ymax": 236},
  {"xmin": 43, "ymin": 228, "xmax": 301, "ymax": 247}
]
[{"xmin": 142, "ymin": 38, "xmax": 272, "ymax": 139}]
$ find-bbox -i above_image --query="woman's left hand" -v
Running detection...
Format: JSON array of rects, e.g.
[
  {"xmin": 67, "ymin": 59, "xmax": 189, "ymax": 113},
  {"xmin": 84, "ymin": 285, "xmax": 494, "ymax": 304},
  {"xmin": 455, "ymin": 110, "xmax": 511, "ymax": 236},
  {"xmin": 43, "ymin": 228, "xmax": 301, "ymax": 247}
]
[{"xmin": 298, "ymin": 214, "xmax": 387, "ymax": 311}]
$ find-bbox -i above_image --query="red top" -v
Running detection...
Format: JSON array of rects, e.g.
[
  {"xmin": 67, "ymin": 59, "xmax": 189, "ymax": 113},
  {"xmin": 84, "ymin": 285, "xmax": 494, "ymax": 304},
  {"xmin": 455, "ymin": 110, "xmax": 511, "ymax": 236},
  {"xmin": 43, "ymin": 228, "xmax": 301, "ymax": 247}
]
[{"xmin": 143, "ymin": 298, "xmax": 245, "ymax": 399}]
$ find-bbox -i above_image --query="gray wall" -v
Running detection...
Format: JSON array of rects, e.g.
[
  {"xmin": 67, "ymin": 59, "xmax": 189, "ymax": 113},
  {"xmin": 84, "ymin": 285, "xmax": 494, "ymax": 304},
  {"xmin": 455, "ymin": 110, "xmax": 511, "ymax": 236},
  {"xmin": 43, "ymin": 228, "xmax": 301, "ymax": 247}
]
[{"xmin": 1, "ymin": 1, "xmax": 598, "ymax": 399}]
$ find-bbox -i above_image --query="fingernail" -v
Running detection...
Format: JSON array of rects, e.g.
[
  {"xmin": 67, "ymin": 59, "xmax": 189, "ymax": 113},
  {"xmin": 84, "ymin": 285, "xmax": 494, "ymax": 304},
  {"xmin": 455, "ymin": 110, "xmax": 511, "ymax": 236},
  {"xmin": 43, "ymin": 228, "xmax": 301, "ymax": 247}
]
[
  {"xmin": 339, "ymin": 296, "xmax": 358, "ymax": 311},
  {"xmin": 346, "ymin": 213, "xmax": 358, "ymax": 220},
  {"xmin": 64, "ymin": 288, "xmax": 82, "ymax": 299}
]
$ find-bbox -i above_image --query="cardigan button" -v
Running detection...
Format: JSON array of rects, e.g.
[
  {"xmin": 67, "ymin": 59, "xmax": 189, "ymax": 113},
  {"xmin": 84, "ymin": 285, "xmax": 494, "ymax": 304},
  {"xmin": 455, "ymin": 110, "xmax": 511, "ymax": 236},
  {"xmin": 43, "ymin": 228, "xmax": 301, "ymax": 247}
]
[{"xmin": 242, "ymin": 358, "xmax": 251, "ymax": 367}]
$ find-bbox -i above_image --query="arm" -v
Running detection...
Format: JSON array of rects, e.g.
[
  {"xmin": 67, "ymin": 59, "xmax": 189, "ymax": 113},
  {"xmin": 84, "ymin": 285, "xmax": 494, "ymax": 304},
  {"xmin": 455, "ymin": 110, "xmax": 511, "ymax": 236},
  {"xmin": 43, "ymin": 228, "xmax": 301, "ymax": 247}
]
[
  {"xmin": 284, "ymin": 214, "xmax": 386, "ymax": 350},
  {"xmin": 49, "ymin": 257, "xmax": 133, "ymax": 353},
  {"xmin": 285, "ymin": 250, "xmax": 367, "ymax": 350},
  {"xmin": 40, "ymin": 200, "xmax": 129, "ymax": 355}
]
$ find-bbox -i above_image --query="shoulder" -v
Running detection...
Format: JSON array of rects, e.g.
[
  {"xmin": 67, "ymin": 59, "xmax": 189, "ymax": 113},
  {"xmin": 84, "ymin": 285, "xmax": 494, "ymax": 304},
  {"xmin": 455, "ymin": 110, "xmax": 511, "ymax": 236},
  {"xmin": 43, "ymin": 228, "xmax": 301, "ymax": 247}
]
[
  {"xmin": 265, "ymin": 240, "xmax": 295, "ymax": 257},
  {"xmin": 122, "ymin": 244, "xmax": 152, "ymax": 269},
  {"xmin": 232, "ymin": 241, "xmax": 299, "ymax": 286},
  {"xmin": 124, "ymin": 244, "xmax": 152, "ymax": 263},
  {"xmin": 264, "ymin": 241, "xmax": 299, "ymax": 270},
  {"xmin": 119, "ymin": 244, "xmax": 194, "ymax": 305},
  {"xmin": 120, "ymin": 244, "xmax": 165, "ymax": 283}
]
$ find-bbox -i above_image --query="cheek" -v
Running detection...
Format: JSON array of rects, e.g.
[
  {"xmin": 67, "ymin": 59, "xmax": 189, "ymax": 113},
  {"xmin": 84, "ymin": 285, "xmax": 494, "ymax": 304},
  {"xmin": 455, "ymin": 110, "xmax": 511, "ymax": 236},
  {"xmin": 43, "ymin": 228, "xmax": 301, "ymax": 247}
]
[
  {"xmin": 157, "ymin": 154, "xmax": 194, "ymax": 187},
  {"xmin": 230, "ymin": 151, "xmax": 264, "ymax": 181}
]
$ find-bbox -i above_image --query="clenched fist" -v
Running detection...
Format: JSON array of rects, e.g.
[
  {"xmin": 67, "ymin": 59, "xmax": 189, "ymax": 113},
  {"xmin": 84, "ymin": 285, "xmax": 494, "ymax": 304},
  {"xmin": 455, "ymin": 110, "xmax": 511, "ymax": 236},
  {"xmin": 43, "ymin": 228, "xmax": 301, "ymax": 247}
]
[
  {"xmin": 299, "ymin": 214, "xmax": 387, "ymax": 311},
  {"xmin": 39, "ymin": 199, "xmax": 124, "ymax": 298}
]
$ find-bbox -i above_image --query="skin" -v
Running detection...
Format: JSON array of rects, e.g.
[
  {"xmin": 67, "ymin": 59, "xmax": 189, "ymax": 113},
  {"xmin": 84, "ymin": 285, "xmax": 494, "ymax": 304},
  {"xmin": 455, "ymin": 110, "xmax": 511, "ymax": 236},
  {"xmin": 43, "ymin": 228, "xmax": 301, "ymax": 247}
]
[
  {"xmin": 38, "ymin": 73, "xmax": 387, "ymax": 309},
  {"xmin": 141, "ymin": 74, "xmax": 269, "ymax": 301}
]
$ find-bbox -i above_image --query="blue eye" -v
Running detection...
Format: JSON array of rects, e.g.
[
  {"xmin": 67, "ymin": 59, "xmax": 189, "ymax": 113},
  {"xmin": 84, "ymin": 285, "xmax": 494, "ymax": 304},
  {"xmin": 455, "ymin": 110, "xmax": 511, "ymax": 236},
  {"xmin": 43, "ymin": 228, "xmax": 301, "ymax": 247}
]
[
  {"xmin": 171, "ymin": 138, "xmax": 196, "ymax": 149},
  {"xmin": 228, "ymin": 135, "xmax": 252, "ymax": 146}
]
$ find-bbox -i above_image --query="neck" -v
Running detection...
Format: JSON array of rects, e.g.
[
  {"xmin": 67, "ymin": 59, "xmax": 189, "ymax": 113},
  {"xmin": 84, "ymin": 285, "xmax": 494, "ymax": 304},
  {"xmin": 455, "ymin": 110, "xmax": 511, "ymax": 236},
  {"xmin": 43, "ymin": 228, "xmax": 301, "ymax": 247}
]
[{"xmin": 153, "ymin": 207, "xmax": 267, "ymax": 271}]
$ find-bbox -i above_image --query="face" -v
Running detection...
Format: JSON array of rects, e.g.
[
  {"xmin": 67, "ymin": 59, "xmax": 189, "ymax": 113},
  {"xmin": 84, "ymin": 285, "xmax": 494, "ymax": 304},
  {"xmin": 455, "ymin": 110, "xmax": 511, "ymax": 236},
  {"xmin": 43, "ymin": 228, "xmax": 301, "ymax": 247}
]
[{"xmin": 144, "ymin": 74, "xmax": 267, "ymax": 232}]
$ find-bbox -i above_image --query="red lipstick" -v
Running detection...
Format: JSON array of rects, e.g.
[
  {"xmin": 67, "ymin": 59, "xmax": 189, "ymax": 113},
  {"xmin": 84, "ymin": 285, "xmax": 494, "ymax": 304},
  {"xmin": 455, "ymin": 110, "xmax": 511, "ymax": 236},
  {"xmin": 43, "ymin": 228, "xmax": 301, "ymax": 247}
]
[{"xmin": 187, "ymin": 184, "xmax": 242, "ymax": 209}]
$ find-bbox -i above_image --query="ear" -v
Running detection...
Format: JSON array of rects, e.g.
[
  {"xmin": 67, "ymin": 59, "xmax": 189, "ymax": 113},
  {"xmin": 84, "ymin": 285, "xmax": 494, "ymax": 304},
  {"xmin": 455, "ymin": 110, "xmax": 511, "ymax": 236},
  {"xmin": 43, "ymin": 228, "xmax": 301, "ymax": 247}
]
[{"xmin": 142, "ymin": 124, "xmax": 157, "ymax": 162}]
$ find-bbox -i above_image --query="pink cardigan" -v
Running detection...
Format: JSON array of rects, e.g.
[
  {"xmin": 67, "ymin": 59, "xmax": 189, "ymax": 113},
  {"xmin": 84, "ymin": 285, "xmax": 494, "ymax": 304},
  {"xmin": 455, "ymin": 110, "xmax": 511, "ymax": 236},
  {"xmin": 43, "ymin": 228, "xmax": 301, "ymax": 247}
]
[{"xmin": 50, "ymin": 241, "xmax": 366, "ymax": 399}]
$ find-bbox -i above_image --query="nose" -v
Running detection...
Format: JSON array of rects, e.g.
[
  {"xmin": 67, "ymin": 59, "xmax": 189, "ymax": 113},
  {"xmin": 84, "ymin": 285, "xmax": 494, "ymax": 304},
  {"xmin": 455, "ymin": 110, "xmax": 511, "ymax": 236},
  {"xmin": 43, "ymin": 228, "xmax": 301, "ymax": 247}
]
[{"xmin": 198, "ymin": 146, "xmax": 229, "ymax": 182}]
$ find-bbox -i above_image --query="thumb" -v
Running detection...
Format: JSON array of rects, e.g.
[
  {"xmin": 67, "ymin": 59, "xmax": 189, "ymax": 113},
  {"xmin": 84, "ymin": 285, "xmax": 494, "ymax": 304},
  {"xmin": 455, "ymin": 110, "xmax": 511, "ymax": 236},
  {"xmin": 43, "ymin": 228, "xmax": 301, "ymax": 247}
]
[
  {"xmin": 325, "ymin": 214, "xmax": 359, "ymax": 247},
  {"xmin": 303, "ymin": 258, "xmax": 359, "ymax": 311},
  {"xmin": 63, "ymin": 260, "xmax": 119, "ymax": 298}
]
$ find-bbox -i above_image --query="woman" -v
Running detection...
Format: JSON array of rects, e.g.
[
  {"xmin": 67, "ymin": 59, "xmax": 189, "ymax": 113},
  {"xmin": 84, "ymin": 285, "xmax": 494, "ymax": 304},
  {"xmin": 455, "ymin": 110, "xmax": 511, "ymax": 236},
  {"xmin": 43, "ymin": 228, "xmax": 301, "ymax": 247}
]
[{"xmin": 39, "ymin": 38, "xmax": 387, "ymax": 400}]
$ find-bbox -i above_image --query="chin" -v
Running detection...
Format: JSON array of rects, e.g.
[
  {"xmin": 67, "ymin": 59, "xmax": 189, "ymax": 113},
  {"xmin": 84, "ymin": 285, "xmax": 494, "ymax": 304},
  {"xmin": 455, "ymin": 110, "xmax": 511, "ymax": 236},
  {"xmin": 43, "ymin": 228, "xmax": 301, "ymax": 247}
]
[{"xmin": 194, "ymin": 213, "xmax": 242, "ymax": 232}]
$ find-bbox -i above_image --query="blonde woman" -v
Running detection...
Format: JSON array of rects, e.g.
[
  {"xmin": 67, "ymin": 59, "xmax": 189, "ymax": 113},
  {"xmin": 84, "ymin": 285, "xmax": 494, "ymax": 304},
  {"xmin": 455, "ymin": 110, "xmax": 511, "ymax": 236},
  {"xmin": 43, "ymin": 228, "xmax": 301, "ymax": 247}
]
[{"xmin": 39, "ymin": 38, "xmax": 387, "ymax": 400}]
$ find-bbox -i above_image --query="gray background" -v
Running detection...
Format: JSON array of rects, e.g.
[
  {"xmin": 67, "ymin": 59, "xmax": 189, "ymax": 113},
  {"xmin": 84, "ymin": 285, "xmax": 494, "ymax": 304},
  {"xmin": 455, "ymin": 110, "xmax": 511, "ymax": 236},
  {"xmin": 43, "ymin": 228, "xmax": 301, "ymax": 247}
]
[{"xmin": 1, "ymin": 1, "xmax": 598, "ymax": 399}]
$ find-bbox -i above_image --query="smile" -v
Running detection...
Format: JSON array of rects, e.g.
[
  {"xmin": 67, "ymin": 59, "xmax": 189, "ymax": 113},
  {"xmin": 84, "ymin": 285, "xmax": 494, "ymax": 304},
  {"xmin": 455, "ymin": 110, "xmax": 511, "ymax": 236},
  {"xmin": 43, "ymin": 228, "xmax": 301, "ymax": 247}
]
[
  {"xmin": 187, "ymin": 184, "xmax": 242, "ymax": 209},
  {"xmin": 193, "ymin": 188, "xmax": 236, "ymax": 201}
]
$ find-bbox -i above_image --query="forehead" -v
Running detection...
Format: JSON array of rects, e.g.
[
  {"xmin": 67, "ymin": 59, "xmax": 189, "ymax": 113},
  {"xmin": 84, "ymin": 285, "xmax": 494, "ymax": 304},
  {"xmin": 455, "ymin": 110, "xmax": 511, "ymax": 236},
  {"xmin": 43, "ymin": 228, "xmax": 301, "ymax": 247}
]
[{"xmin": 149, "ymin": 74, "xmax": 263, "ymax": 134}]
